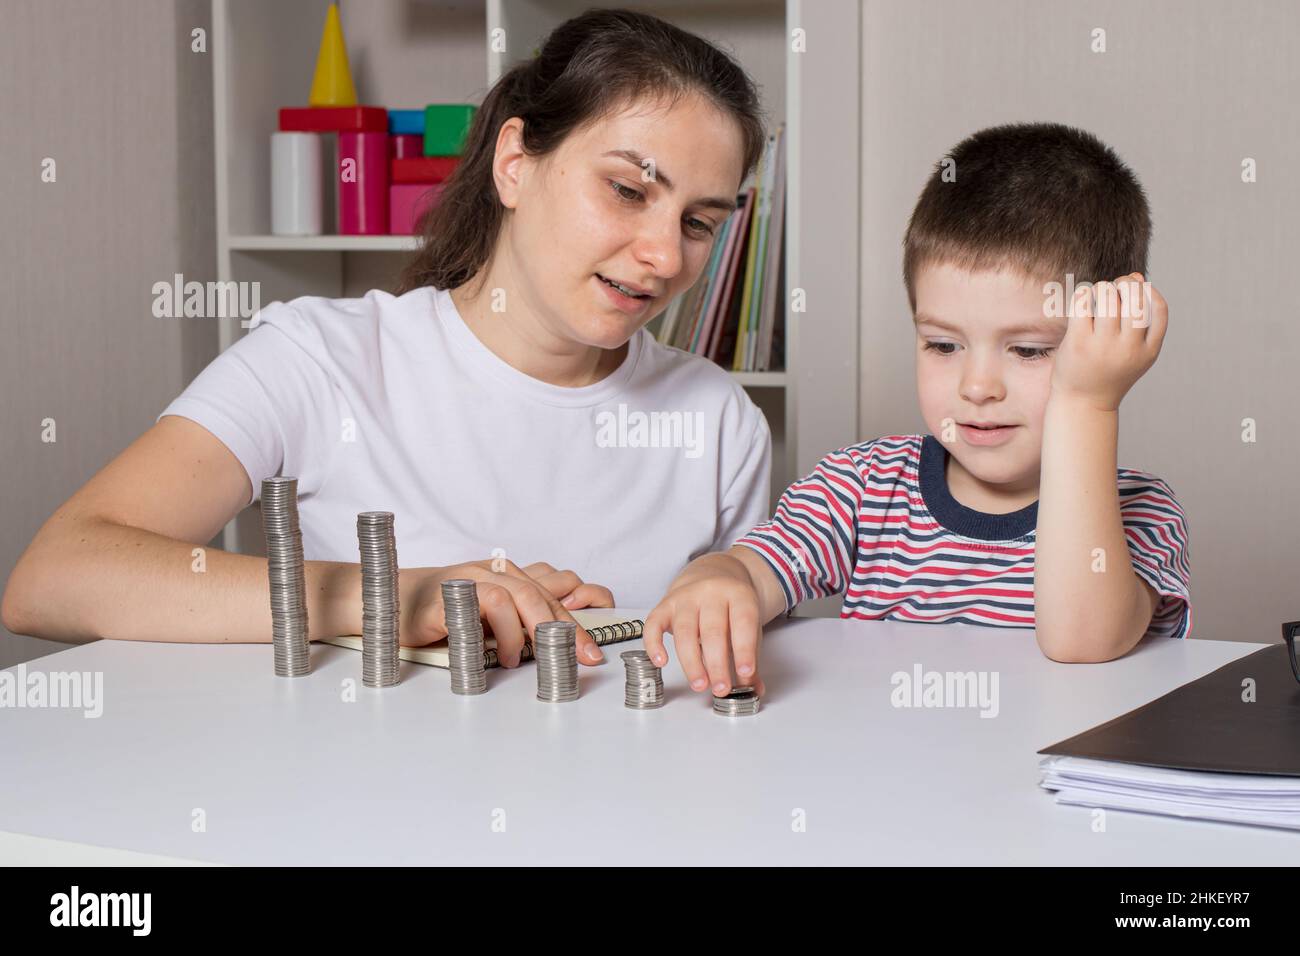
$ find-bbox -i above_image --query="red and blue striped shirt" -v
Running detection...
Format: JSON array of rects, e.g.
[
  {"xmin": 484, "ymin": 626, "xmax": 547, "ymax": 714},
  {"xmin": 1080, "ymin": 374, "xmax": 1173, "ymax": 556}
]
[{"xmin": 735, "ymin": 434, "xmax": 1192, "ymax": 639}]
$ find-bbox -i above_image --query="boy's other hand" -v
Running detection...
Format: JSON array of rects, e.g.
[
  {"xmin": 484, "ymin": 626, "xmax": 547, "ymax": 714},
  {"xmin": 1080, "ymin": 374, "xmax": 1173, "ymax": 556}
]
[
  {"xmin": 643, "ymin": 554, "xmax": 766, "ymax": 699},
  {"xmin": 1051, "ymin": 272, "xmax": 1168, "ymax": 412}
]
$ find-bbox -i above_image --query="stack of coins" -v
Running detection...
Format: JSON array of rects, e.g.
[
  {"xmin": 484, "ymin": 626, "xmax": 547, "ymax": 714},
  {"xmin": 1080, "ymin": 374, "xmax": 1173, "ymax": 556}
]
[
  {"xmin": 713, "ymin": 685, "xmax": 761, "ymax": 717},
  {"xmin": 356, "ymin": 512, "xmax": 400, "ymax": 687},
  {"xmin": 442, "ymin": 579, "xmax": 487, "ymax": 695},
  {"xmin": 621, "ymin": 650, "xmax": 665, "ymax": 709},
  {"xmin": 534, "ymin": 621, "xmax": 579, "ymax": 702},
  {"xmin": 261, "ymin": 477, "xmax": 310, "ymax": 677}
]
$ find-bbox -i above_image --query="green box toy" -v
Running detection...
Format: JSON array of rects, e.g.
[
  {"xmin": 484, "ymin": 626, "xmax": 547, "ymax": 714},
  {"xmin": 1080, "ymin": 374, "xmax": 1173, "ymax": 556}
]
[{"xmin": 423, "ymin": 104, "xmax": 477, "ymax": 157}]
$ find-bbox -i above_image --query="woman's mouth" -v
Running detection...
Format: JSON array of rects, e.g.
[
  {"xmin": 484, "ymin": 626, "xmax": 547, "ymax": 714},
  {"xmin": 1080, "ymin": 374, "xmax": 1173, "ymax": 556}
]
[{"xmin": 595, "ymin": 274, "xmax": 655, "ymax": 313}]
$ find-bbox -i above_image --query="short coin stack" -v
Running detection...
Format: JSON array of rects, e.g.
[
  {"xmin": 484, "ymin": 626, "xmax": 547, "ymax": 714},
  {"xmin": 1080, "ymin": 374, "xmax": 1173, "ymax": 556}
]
[
  {"xmin": 621, "ymin": 650, "xmax": 665, "ymax": 709},
  {"xmin": 261, "ymin": 477, "xmax": 310, "ymax": 677},
  {"xmin": 713, "ymin": 685, "xmax": 761, "ymax": 717},
  {"xmin": 534, "ymin": 621, "xmax": 579, "ymax": 702},
  {"xmin": 442, "ymin": 579, "xmax": 487, "ymax": 695},
  {"xmin": 356, "ymin": 511, "xmax": 400, "ymax": 687}
]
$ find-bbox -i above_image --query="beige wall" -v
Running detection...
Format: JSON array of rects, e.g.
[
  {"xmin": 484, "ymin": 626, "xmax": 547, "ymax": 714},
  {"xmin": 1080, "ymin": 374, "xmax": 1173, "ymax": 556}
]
[
  {"xmin": 0, "ymin": 0, "xmax": 215, "ymax": 668},
  {"xmin": 859, "ymin": 0, "xmax": 1299, "ymax": 643}
]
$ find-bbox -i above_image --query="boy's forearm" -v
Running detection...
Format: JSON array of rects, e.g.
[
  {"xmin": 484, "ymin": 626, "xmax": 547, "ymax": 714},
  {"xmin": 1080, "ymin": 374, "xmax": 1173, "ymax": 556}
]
[{"xmin": 1034, "ymin": 395, "xmax": 1147, "ymax": 662}]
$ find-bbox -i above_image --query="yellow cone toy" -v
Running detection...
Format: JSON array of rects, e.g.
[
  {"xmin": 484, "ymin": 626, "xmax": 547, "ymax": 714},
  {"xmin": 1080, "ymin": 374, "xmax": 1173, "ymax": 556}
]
[{"xmin": 309, "ymin": 4, "xmax": 358, "ymax": 107}]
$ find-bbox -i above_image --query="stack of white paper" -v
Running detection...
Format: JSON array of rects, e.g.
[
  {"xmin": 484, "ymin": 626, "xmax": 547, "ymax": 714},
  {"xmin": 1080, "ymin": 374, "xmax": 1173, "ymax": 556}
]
[{"xmin": 1040, "ymin": 756, "xmax": 1300, "ymax": 831}]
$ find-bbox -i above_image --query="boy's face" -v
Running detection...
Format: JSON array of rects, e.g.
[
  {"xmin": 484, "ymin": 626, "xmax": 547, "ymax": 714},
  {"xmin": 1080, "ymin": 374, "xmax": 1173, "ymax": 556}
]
[{"xmin": 913, "ymin": 261, "xmax": 1067, "ymax": 501}]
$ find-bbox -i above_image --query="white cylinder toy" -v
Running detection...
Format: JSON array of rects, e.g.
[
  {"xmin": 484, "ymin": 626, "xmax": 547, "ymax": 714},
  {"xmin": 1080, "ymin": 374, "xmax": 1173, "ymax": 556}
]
[{"xmin": 271, "ymin": 132, "xmax": 323, "ymax": 236}]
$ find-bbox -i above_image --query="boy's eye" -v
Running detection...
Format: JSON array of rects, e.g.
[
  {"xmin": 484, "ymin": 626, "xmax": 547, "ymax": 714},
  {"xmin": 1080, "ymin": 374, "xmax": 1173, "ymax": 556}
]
[
  {"xmin": 922, "ymin": 341, "xmax": 1055, "ymax": 362},
  {"xmin": 1011, "ymin": 346, "xmax": 1055, "ymax": 361},
  {"xmin": 922, "ymin": 341, "xmax": 957, "ymax": 356}
]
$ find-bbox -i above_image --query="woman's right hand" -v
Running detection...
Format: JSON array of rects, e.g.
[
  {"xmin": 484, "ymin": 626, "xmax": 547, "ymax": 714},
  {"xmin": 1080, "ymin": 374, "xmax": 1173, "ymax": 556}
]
[{"xmin": 398, "ymin": 559, "xmax": 613, "ymax": 667}]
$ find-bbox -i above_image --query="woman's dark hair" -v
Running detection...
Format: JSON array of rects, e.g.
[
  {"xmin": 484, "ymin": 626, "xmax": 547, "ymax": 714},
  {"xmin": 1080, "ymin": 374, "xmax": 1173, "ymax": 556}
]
[{"xmin": 397, "ymin": 7, "xmax": 767, "ymax": 294}]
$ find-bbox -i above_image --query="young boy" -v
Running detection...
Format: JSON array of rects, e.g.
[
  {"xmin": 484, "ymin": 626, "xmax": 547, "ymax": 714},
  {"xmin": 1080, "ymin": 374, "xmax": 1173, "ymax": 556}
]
[{"xmin": 645, "ymin": 122, "xmax": 1192, "ymax": 697}]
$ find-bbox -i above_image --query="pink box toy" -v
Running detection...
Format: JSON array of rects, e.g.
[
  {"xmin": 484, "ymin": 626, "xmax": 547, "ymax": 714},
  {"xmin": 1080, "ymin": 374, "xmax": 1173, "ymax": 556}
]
[{"xmin": 389, "ymin": 183, "xmax": 445, "ymax": 235}]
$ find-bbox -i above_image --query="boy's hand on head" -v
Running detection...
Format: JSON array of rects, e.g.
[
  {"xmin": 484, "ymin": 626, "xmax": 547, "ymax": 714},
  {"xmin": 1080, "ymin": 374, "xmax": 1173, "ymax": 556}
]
[
  {"xmin": 1050, "ymin": 273, "xmax": 1168, "ymax": 412},
  {"xmin": 643, "ymin": 555, "xmax": 766, "ymax": 699}
]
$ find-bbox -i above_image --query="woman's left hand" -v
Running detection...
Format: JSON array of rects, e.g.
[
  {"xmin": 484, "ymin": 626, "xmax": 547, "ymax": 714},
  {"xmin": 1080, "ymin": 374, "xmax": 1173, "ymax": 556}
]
[{"xmin": 518, "ymin": 561, "xmax": 615, "ymax": 611}]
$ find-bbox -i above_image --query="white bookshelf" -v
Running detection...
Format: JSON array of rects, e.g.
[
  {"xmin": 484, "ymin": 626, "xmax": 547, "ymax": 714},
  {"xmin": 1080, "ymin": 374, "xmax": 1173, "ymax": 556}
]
[{"xmin": 210, "ymin": 0, "xmax": 860, "ymax": 555}]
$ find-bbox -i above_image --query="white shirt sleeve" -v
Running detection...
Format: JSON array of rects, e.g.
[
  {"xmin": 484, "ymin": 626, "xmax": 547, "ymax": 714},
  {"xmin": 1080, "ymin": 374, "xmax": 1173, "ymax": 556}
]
[
  {"xmin": 710, "ymin": 399, "xmax": 772, "ymax": 552},
  {"xmin": 155, "ymin": 303, "xmax": 343, "ymax": 507}
]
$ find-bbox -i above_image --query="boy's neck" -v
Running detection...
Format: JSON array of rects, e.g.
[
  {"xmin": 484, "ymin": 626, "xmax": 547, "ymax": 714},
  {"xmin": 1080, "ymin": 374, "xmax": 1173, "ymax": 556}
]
[{"xmin": 944, "ymin": 453, "xmax": 1039, "ymax": 515}]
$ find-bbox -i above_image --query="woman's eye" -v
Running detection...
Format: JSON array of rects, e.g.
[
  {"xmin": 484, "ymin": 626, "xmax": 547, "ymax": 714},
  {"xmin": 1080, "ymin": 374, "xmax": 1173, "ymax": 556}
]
[
  {"xmin": 922, "ymin": 341, "xmax": 956, "ymax": 355},
  {"xmin": 611, "ymin": 180, "xmax": 714, "ymax": 238},
  {"xmin": 610, "ymin": 181, "xmax": 642, "ymax": 202}
]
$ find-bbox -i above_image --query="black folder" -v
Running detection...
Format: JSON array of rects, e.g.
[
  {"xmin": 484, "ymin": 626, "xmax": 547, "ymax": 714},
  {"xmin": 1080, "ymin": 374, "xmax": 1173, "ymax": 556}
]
[{"xmin": 1039, "ymin": 644, "xmax": 1300, "ymax": 776}]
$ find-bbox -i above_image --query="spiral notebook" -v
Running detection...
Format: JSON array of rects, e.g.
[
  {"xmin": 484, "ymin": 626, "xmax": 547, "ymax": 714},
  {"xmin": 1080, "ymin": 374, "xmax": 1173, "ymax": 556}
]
[{"xmin": 320, "ymin": 608, "xmax": 644, "ymax": 669}]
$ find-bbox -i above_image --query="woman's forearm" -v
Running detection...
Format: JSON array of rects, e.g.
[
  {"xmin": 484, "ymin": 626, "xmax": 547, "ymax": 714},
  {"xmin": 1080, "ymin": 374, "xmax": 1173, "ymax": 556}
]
[{"xmin": 3, "ymin": 517, "xmax": 361, "ymax": 644}]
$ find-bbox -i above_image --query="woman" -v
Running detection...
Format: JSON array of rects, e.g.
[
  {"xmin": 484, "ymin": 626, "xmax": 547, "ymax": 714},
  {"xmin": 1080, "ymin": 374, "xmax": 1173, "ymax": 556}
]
[{"xmin": 2, "ymin": 9, "xmax": 772, "ymax": 670}]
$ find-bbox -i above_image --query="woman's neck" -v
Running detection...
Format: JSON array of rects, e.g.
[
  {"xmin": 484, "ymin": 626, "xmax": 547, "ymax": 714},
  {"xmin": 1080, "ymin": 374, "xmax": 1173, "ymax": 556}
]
[{"xmin": 448, "ymin": 272, "xmax": 628, "ymax": 389}]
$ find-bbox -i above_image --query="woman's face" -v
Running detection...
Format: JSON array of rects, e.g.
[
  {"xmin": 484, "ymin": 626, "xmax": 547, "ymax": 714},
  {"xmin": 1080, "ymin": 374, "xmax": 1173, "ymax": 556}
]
[{"xmin": 498, "ymin": 92, "xmax": 747, "ymax": 350}]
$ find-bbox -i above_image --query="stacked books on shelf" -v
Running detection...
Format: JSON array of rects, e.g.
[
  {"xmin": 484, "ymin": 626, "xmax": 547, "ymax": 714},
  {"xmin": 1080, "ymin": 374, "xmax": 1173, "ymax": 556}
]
[{"xmin": 654, "ymin": 124, "xmax": 786, "ymax": 373}]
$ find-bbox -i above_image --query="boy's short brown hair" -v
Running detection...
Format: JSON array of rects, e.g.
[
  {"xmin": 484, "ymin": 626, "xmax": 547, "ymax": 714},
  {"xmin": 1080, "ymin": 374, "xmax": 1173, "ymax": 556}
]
[{"xmin": 902, "ymin": 122, "xmax": 1151, "ymax": 312}]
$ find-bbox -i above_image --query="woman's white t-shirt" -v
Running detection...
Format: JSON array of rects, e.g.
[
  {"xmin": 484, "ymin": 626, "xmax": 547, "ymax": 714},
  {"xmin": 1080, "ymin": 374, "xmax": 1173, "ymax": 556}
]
[{"xmin": 157, "ymin": 286, "xmax": 772, "ymax": 607}]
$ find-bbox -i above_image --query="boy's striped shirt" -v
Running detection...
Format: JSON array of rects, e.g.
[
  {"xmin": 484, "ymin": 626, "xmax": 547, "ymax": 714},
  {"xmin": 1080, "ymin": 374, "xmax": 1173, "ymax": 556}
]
[{"xmin": 735, "ymin": 434, "xmax": 1192, "ymax": 639}]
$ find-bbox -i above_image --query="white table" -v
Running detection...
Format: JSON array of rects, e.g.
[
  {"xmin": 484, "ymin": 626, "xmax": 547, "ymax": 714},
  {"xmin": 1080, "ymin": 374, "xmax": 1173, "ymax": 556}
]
[{"xmin": 0, "ymin": 612, "xmax": 1291, "ymax": 865}]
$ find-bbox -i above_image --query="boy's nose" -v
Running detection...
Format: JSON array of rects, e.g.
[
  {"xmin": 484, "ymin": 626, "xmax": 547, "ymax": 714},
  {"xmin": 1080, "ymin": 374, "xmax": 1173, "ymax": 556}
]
[{"xmin": 959, "ymin": 370, "xmax": 1006, "ymax": 403}]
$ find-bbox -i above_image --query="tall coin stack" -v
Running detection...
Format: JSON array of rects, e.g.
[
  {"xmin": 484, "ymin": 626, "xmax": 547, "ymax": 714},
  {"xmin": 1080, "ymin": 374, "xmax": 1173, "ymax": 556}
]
[
  {"xmin": 534, "ymin": 621, "xmax": 579, "ymax": 702},
  {"xmin": 442, "ymin": 579, "xmax": 487, "ymax": 695},
  {"xmin": 713, "ymin": 686, "xmax": 761, "ymax": 717},
  {"xmin": 621, "ymin": 650, "xmax": 665, "ymax": 709},
  {"xmin": 261, "ymin": 477, "xmax": 310, "ymax": 677},
  {"xmin": 356, "ymin": 511, "xmax": 400, "ymax": 687}
]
